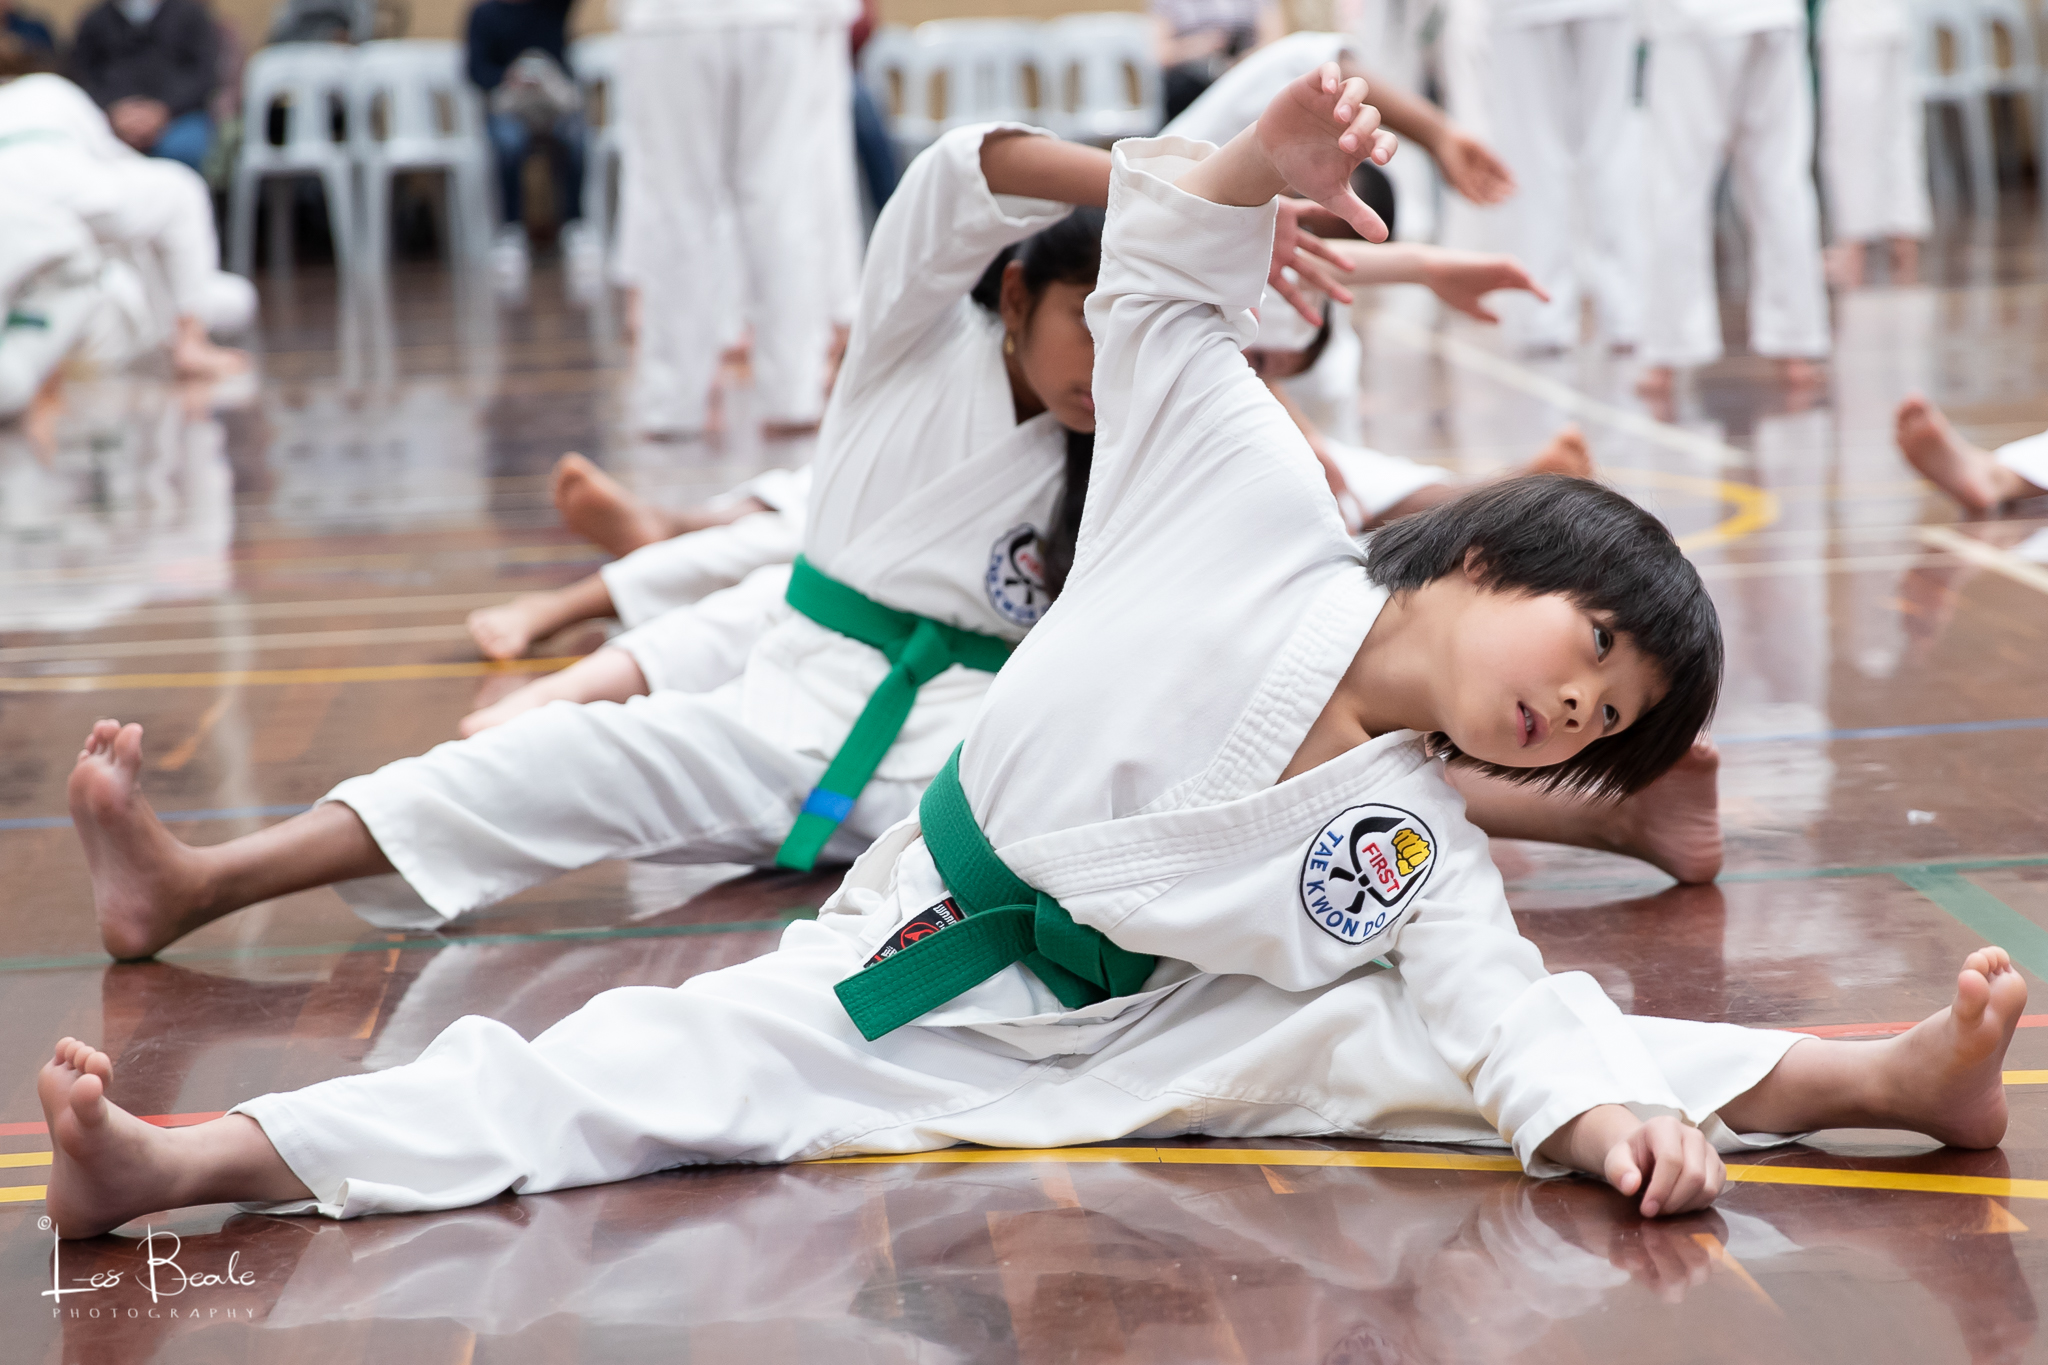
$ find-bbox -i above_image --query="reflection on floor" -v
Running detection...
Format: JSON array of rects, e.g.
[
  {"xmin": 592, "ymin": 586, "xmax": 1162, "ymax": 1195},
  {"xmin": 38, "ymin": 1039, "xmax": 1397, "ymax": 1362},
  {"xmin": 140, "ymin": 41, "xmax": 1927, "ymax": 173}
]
[{"xmin": 5, "ymin": 216, "xmax": 2048, "ymax": 1360}]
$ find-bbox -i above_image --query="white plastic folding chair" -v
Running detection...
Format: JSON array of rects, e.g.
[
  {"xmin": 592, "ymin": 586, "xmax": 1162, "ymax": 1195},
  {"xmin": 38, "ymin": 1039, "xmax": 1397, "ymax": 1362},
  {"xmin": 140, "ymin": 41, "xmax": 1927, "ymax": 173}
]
[
  {"xmin": 1969, "ymin": 0, "xmax": 2045, "ymax": 193},
  {"xmin": 914, "ymin": 19, "xmax": 1047, "ymax": 132},
  {"xmin": 860, "ymin": 24, "xmax": 942, "ymax": 163},
  {"xmin": 569, "ymin": 33, "xmax": 623, "ymax": 256},
  {"xmin": 229, "ymin": 42, "xmax": 360, "ymax": 277},
  {"xmin": 349, "ymin": 38, "xmax": 493, "ymax": 270},
  {"xmin": 1044, "ymin": 12, "xmax": 1163, "ymax": 143},
  {"xmin": 1912, "ymin": 0, "xmax": 1999, "ymax": 212}
]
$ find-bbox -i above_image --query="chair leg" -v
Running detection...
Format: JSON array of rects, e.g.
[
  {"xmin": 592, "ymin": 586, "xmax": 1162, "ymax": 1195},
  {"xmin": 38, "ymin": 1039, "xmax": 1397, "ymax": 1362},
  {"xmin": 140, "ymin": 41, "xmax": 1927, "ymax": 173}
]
[
  {"xmin": 325, "ymin": 163, "xmax": 360, "ymax": 277},
  {"xmin": 1963, "ymin": 93, "xmax": 1999, "ymax": 212},
  {"xmin": 229, "ymin": 168, "xmax": 260, "ymax": 279}
]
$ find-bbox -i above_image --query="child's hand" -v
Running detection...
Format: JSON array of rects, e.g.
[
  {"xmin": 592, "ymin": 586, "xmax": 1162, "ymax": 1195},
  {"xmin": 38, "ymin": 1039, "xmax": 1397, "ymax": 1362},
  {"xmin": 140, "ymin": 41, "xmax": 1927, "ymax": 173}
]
[
  {"xmin": 1255, "ymin": 63, "xmax": 1396, "ymax": 243},
  {"xmin": 1417, "ymin": 249, "xmax": 1549, "ymax": 324},
  {"xmin": 1604, "ymin": 1115, "xmax": 1725, "ymax": 1217},
  {"xmin": 1270, "ymin": 198, "xmax": 1356, "ymax": 325},
  {"xmin": 1434, "ymin": 129, "xmax": 1515, "ymax": 206}
]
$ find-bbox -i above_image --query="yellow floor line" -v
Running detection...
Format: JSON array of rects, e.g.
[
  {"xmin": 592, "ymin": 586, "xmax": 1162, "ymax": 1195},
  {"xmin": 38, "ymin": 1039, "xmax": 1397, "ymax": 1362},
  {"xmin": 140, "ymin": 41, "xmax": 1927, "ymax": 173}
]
[
  {"xmin": 2005, "ymin": 1070, "xmax": 2048, "ymax": 1084},
  {"xmin": 0, "ymin": 623, "xmax": 480, "ymax": 666},
  {"xmin": 1602, "ymin": 468, "xmax": 1782, "ymax": 553},
  {"xmin": 0, "ymin": 1152, "xmax": 49, "ymax": 1168},
  {"xmin": 53, "ymin": 590, "xmax": 538, "ymax": 630},
  {"xmin": 0, "ymin": 1185, "xmax": 43, "ymax": 1203},
  {"xmin": 1916, "ymin": 525, "xmax": 2048, "ymax": 598},
  {"xmin": 0, "ymin": 656, "xmax": 580, "ymax": 693},
  {"xmin": 814, "ymin": 1146, "xmax": 2048, "ymax": 1202}
]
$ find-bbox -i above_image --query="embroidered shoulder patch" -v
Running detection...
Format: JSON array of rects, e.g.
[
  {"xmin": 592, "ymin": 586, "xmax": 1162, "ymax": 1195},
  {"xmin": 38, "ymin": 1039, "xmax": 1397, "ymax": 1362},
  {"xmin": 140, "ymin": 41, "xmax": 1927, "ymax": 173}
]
[
  {"xmin": 865, "ymin": 897, "xmax": 966, "ymax": 967},
  {"xmin": 985, "ymin": 523, "xmax": 1050, "ymax": 626},
  {"xmin": 1298, "ymin": 804, "xmax": 1436, "ymax": 945}
]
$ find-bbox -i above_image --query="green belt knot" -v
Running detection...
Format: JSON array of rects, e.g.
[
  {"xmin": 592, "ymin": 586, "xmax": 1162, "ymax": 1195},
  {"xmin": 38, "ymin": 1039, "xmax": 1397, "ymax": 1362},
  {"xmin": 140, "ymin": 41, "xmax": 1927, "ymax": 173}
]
[{"xmin": 833, "ymin": 747, "xmax": 1158, "ymax": 1041}]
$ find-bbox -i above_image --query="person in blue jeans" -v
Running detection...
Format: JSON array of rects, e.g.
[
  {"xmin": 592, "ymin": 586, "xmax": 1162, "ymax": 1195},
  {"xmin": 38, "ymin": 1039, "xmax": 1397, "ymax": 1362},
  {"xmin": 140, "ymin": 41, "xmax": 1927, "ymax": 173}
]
[
  {"xmin": 68, "ymin": 0, "xmax": 218, "ymax": 172},
  {"xmin": 465, "ymin": 0, "xmax": 589, "ymax": 279}
]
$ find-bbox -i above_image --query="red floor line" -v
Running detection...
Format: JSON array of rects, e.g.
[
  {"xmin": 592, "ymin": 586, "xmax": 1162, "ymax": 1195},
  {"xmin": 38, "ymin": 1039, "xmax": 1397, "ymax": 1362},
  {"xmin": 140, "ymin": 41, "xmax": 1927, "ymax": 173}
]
[{"xmin": 0, "ymin": 1110, "xmax": 221, "ymax": 1138}]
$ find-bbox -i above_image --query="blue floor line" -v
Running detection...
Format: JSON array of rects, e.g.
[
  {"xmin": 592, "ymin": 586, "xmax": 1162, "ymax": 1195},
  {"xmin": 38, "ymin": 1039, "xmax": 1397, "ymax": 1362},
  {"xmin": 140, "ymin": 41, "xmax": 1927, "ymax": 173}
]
[{"xmin": 0, "ymin": 803, "xmax": 312, "ymax": 832}]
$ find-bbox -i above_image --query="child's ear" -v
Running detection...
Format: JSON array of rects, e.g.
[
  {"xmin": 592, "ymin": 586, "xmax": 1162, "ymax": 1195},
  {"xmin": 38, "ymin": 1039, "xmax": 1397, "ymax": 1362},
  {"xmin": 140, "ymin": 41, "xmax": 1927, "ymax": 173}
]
[
  {"xmin": 999, "ymin": 260, "xmax": 1030, "ymax": 333},
  {"xmin": 1461, "ymin": 547, "xmax": 1487, "ymax": 582}
]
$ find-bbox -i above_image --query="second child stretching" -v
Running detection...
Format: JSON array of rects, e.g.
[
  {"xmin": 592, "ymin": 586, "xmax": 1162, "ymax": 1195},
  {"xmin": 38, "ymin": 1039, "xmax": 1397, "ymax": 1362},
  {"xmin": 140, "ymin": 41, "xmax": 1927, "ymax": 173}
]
[{"xmin": 40, "ymin": 68, "xmax": 2024, "ymax": 1241}]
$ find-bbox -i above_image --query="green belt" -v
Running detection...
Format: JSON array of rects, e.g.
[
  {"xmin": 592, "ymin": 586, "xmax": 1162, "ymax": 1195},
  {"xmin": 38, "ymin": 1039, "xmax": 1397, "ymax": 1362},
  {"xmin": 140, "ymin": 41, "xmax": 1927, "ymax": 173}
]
[
  {"xmin": 774, "ymin": 556, "xmax": 1015, "ymax": 872},
  {"xmin": 834, "ymin": 746, "xmax": 1158, "ymax": 1041}
]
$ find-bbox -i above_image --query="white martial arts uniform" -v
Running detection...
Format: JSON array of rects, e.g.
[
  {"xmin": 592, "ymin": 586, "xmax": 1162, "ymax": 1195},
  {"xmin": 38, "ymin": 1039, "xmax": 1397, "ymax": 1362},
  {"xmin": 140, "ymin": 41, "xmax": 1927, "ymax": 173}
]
[
  {"xmin": 1167, "ymin": 36, "xmax": 1371, "ymax": 439},
  {"xmin": 0, "ymin": 75, "xmax": 255, "ymax": 347},
  {"xmin": 1483, "ymin": 0, "xmax": 1642, "ymax": 349},
  {"xmin": 1818, "ymin": 0, "xmax": 1930, "ymax": 245},
  {"xmin": 320, "ymin": 124, "xmax": 1074, "ymax": 929},
  {"xmin": 1641, "ymin": 0, "xmax": 1830, "ymax": 367},
  {"xmin": 1992, "ymin": 431, "xmax": 2048, "ymax": 495},
  {"xmin": 597, "ymin": 464, "xmax": 810, "ymax": 627},
  {"xmin": 0, "ymin": 203, "xmax": 105, "ymax": 419},
  {"xmin": 235, "ymin": 134, "xmax": 1799, "ymax": 1220},
  {"xmin": 615, "ymin": 0, "xmax": 859, "ymax": 432}
]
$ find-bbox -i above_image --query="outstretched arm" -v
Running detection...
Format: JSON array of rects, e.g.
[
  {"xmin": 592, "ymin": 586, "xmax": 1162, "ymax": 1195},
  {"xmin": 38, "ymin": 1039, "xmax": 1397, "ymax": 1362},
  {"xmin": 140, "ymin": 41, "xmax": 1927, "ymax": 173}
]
[
  {"xmin": 1344, "ymin": 59, "xmax": 1514, "ymax": 205},
  {"xmin": 1323, "ymin": 240, "xmax": 1548, "ymax": 324},
  {"xmin": 1177, "ymin": 64, "xmax": 1396, "ymax": 238}
]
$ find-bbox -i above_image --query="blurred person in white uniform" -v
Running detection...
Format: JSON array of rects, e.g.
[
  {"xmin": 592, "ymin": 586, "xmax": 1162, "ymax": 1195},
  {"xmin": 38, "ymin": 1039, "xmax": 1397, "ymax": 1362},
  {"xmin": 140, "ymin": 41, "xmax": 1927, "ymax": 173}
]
[
  {"xmin": 615, "ymin": 0, "xmax": 857, "ymax": 436},
  {"xmin": 1478, "ymin": 0, "xmax": 1643, "ymax": 351},
  {"xmin": 1636, "ymin": 0, "xmax": 1829, "ymax": 399},
  {"xmin": 1818, "ymin": 0, "xmax": 1929, "ymax": 288},
  {"xmin": 0, "ymin": 70, "xmax": 253, "ymax": 379}
]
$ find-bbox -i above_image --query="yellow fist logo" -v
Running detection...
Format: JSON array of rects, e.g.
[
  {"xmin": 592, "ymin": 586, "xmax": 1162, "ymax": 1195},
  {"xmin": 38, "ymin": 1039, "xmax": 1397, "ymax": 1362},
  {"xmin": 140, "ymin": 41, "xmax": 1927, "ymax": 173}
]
[{"xmin": 1391, "ymin": 828, "xmax": 1430, "ymax": 877}]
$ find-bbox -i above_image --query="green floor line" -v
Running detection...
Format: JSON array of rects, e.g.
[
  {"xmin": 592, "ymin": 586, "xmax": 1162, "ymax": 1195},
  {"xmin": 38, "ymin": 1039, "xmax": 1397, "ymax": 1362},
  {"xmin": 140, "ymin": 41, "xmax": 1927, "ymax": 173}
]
[
  {"xmin": 1894, "ymin": 869, "xmax": 2048, "ymax": 981},
  {"xmin": 0, "ymin": 911, "xmax": 820, "ymax": 975}
]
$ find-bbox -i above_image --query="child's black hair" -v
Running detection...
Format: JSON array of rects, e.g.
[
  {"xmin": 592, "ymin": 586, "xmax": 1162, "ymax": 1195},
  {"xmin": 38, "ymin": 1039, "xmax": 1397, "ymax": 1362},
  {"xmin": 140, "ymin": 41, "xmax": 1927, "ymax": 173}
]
[
  {"xmin": 971, "ymin": 207, "xmax": 1106, "ymax": 598},
  {"xmin": 1365, "ymin": 475, "xmax": 1721, "ymax": 799}
]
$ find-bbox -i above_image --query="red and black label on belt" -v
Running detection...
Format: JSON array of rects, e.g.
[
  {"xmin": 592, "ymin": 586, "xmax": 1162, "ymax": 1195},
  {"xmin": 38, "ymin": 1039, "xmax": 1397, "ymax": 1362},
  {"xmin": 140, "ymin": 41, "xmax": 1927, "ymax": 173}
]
[{"xmin": 865, "ymin": 897, "xmax": 966, "ymax": 967}]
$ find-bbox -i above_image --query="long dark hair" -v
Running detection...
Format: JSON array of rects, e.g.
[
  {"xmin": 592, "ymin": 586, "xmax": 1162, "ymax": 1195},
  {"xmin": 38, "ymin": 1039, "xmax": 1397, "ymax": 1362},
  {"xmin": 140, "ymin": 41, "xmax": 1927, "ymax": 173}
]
[{"xmin": 970, "ymin": 206, "xmax": 1104, "ymax": 599}]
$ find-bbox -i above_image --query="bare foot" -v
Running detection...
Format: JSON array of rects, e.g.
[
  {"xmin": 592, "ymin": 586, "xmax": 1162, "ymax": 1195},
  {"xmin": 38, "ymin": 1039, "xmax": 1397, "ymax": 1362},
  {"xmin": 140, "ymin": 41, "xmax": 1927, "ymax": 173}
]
[
  {"xmin": 171, "ymin": 318, "xmax": 252, "ymax": 381},
  {"xmin": 68, "ymin": 721, "xmax": 212, "ymax": 960},
  {"xmin": 41, "ymin": 1037, "xmax": 180, "ymax": 1237},
  {"xmin": 551, "ymin": 453, "xmax": 672, "ymax": 557},
  {"xmin": 1879, "ymin": 948, "xmax": 2026, "ymax": 1148},
  {"xmin": 1610, "ymin": 737, "xmax": 1723, "ymax": 884},
  {"xmin": 1895, "ymin": 395, "xmax": 2033, "ymax": 514},
  {"xmin": 467, "ymin": 594, "xmax": 560, "ymax": 661},
  {"xmin": 1635, "ymin": 365, "xmax": 1675, "ymax": 401},
  {"xmin": 1526, "ymin": 423, "xmax": 1591, "ymax": 479},
  {"xmin": 1781, "ymin": 357, "xmax": 1824, "ymax": 391},
  {"xmin": 1824, "ymin": 241, "xmax": 1865, "ymax": 289},
  {"xmin": 458, "ymin": 687, "xmax": 551, "ymax": 737}
]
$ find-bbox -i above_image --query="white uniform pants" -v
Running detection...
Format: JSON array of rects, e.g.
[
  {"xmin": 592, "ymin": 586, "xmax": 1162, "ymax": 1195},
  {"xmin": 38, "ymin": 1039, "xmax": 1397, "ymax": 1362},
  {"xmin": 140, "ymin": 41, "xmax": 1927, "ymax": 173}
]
[
  {"xmin": 0, "ymin": 276, "xmax": 102, "ymax": 418},
  {"xmin": 621, "ymin": 23, "xmax": 846, "ymax": 432},
  {"xmin": 1643, "ymin": 28, "xmax": 1830, "ymax": 367},
  {"xmin": 1489, "ymin": 16, "xmax": 1643, "ymax": 349},
  {"xmin": 1996, "ymin": 431, "xmax": 2048, "ymax": 494},
  {"xmin": 600, "ymin": 509, "xmax": 805, "ymax": 627},
  {"xmin": 321, "ymin": 685, "xmax": 921, "ymax": 929},
  {"xmin": 1820, "ymin": 33, "xmax": 1931, "ymax": 244},
  {"xmin": 234, "ymin": 904, "xmax": 1801, "ymax": 1219}
]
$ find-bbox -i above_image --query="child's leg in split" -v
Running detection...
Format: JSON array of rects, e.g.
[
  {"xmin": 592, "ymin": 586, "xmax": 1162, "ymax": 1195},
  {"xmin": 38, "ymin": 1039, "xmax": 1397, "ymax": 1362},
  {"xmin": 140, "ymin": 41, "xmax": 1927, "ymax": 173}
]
[
  {"xmin": 70, "ymin": 721, "xmax": 394, "ymax": 960},
  {"xmin": 70, "ymin": 692, "xmax": 909, "ymax": 958},
  {"xmin": 1896, "ymin": 397, "xmax": 2048, "ymax": 514},
  {"xmin": 38, "ymin": 914, "xmax": 1034, "ymax": 1238},
  {"xmin": 1451, "ymin": 736, "xmax": 1723, "ymax": 883},
  {"xmin": 466, "ymin": 573, "xmax": 618, "ymax": 662},
  {"xmin": 458, "ymin": 648, "xmax": 648, "ymax": 738},
  {"xmin": 552, "ymin": 453, "xmax": 768, "ymax": 558}
]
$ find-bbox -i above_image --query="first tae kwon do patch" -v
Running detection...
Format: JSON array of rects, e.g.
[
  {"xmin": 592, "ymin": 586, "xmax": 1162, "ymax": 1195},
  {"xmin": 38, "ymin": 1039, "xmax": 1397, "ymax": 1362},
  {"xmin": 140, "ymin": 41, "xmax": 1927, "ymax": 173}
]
[{"xmin": 1298, "ymin": 803, "xmax": 1436, "ymax": 945}]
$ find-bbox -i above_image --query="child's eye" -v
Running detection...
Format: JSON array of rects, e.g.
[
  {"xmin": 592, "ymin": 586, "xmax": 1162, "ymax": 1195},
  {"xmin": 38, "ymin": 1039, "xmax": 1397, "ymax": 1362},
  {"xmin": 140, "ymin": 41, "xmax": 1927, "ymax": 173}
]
[
  {"xmin": 1593, "ymin": 624, "xmax": 1613, "ymax": 660},
  {"xmin": 1602, "ymin": 703, "xmax": 1620, "ymax": 730}
]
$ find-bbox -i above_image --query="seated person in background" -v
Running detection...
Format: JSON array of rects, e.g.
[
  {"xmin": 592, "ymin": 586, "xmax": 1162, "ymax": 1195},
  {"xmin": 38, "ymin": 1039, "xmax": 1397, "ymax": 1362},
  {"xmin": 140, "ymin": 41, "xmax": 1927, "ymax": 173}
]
[
  {"xmin": 1896, "ymin": 396, "xmax": 2048, "ymax": 514},
  {"xmin": 68, "ymin": 0, "xmax": 218, "ymax": 172},
  {"xmin": 1151, "ymin": 0, "xmax": 1282, "ymax": 122},
  {"xmin": 2, "ymin": 0, "xmax": 57, "ymax": 54},
  {"xmin": 465, "ymin": 0, "xmax": 592, "ymax": 280}
]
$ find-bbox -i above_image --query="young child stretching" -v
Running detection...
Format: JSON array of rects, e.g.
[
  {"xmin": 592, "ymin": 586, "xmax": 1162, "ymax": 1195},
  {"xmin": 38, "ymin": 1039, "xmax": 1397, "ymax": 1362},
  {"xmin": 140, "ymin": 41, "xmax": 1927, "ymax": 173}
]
[{"xmin": 41, "ymin": 69, "xmax": 2024, "ymax": 1238}]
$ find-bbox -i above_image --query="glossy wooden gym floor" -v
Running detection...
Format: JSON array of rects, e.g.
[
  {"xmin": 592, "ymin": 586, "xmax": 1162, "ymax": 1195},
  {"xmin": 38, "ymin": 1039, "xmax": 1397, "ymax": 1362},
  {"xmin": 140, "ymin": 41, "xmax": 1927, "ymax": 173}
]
[{"xmin": 5, "ymin": 219, "xmax": 2048, "ymax": 1362}]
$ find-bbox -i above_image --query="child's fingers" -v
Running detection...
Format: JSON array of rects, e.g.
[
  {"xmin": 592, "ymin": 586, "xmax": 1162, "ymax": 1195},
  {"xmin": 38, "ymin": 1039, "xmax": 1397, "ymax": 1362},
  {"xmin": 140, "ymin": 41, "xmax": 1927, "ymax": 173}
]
[
  {"xmin": 1603, "ymin": 1138, "xmax": 1643, "ymax": 1197},
  {"xmin": 1287, "ymin": 252, "xmax": 1354, "ymax": 309},
  {"xmin": 1316, "ymin": 60, "xmax": 1342, "ymax": 95},
  {"xmin": 1503, "ymin": 263, "xmax": 1551, "ymax": 303},
  {"xmin": 1637, "ymin": 1127, "xmax": 1684, "ymax": 1217},
  {"xmin": 1332, "ymin": 73, "xmax": 1371, "ymax": 122},
  {"xmin": 1337, "ymin": 102, "xmax": 1383, "ymax": 155},
  {"xmin": 1327, "ymin": 187, "xmax": 1389, "ymax": 244},
  {"xmin": 1367, "ymin": 128, "xmax": 1398, "ymax": 165},
  {"xmin": 1269, "ymin": 270, "xmax": 1322, "ymax": 328}
]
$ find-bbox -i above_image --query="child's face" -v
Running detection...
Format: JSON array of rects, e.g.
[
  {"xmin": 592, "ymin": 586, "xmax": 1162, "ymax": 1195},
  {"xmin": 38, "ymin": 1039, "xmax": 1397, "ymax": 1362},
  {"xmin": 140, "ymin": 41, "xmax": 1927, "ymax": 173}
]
[
  {"xmin": 1437, "ymin": 586, "xmax": 1666, "ymax": 771},
  {"xmin": 1000, "ymin": 266, "xmax": 1097, "ymax": 433}
]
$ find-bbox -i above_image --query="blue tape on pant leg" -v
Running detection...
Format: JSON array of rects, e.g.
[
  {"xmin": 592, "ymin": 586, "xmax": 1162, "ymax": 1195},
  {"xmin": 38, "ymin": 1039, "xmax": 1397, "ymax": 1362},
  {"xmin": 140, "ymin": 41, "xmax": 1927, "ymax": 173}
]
[{"xmin": 801, "ymin": 788, "xmax": 857, "ymax": 823}]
